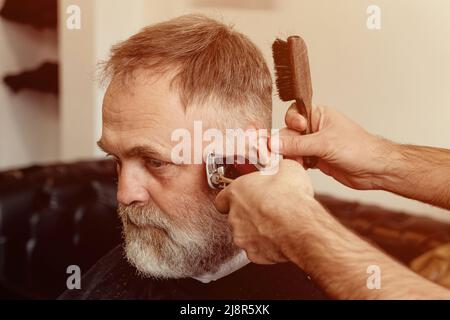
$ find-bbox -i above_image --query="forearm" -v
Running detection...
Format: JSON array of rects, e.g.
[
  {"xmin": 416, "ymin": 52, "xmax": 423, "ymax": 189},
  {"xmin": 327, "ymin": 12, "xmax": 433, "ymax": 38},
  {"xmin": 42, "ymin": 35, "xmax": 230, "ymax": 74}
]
[
  {"xmin": 375, "ymin": 141, "xmax": 450, "ymax": 210},
  {"xmin": 285, "ymin": 198, "xmax": 450, "ymax": 299}
]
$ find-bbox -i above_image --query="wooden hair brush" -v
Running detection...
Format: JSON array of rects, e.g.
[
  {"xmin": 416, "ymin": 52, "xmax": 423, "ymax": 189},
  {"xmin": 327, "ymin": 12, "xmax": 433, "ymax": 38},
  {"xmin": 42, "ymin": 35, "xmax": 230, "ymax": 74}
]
[{"xmin": 272, "ymin": 35, "xmax": 318, "ymax": 168}]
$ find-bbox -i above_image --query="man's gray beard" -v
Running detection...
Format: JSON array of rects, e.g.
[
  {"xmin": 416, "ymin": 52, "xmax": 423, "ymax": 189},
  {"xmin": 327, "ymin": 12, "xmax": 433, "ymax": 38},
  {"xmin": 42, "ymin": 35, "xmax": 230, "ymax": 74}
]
[{"xmin": 118, "ymin": 194, "xmax": 238, "ymax": 279}]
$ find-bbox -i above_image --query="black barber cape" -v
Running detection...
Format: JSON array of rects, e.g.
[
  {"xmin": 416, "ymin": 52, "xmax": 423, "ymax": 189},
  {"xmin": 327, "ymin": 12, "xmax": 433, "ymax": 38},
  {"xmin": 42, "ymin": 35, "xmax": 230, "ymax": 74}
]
[{"xmin": 59, "ymin": 245, "xmax": 328, "ymax": 299}]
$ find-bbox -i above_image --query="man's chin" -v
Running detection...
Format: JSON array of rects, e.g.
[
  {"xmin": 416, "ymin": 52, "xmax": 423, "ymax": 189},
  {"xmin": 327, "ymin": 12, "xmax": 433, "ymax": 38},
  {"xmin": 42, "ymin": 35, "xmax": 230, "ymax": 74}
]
[
  {"xmin": 124, "ymin": 240, "xmax": 186, "ymax": 279},
  {"xmin": 123, "ymin": 232, "xmax": 237, "ymax": 280}
]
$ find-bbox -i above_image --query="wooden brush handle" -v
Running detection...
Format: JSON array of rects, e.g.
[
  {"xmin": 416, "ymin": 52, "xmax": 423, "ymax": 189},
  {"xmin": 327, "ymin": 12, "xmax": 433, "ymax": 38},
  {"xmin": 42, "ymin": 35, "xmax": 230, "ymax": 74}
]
[
  {"xmin": 288, "ymin": 36, "xmax": 318, "ymax": 169},
  {"xmin": 295, "ymin": 99, "xmax": 318, "ymax": 168}
]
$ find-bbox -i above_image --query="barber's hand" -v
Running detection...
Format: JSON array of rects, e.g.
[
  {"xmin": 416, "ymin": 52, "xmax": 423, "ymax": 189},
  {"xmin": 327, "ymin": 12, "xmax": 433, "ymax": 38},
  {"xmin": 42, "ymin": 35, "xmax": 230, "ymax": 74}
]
[
  {"xmin": 273, "ymin": 104, "xmax": 393, "ymax": 190},
  {"xmin": 214, "ymin": 159, "xmax": 315, "ymax": 265}
]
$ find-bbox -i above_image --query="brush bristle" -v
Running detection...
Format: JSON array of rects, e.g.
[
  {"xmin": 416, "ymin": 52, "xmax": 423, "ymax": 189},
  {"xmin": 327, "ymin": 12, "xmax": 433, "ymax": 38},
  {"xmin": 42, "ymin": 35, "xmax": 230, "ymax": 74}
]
[{"xmin": 272, "ymin": 38, "xmax": 295, "ymax": 101}]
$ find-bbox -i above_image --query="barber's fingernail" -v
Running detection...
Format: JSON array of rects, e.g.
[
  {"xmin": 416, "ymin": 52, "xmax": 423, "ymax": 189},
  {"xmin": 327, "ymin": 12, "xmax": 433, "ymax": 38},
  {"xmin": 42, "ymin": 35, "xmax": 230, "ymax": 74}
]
[
  {"xmin": 294, "ymin": 117, "xmax": 306, "ymax": 130},
  {"xmin": 269, "ymin": 137, "xmax": 282, "ymax": 152}
]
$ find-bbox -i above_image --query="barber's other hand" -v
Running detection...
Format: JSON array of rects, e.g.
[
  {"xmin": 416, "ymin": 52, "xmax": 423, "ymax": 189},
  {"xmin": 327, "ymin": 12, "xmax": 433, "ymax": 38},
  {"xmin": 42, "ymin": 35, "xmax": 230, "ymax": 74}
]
[
  {"xmin": 214, "ymin": 159, "xmax": 315, "ymax": 264},
  {"xmin": 274, "ymin": 104, "xmax": 393, "ymax": 190}
]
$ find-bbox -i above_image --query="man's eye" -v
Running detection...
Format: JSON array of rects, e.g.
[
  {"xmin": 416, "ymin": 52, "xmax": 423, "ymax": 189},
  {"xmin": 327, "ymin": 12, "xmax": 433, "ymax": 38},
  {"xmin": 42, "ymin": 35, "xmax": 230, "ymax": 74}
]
[{"xmin": 145, "ymin": 158, "xmax": 167, "ymax": 169}]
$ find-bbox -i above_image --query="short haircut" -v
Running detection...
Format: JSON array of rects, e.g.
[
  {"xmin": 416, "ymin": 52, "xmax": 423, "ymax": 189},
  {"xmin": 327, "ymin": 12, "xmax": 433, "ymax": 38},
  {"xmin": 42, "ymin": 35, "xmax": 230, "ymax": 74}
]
[{"xmin": 101, "ymin": 14, "xmax": 272, "ymax": 128}]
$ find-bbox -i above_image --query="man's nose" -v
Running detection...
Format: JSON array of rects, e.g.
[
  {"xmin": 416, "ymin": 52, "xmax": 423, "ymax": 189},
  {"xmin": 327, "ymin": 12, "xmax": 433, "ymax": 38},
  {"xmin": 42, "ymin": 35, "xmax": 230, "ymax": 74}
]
[{"xmin": 116, "ymin": 164, "xmax": 150, "ymax": 206}]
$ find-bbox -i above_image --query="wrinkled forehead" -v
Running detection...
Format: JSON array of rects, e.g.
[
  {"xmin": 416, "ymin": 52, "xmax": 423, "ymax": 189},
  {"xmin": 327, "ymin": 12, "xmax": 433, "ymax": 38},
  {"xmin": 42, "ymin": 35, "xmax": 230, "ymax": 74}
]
[
  {"xmin": 101, "ymin": 71, "xmax": 192, "ymax": 151},
  {"xmin": 103, "ymin": 71, "xmax": 187, "ymax": 126},
  {"xmin": 102, "ymin": 69, "xmax": 223, "ymax": 129}
]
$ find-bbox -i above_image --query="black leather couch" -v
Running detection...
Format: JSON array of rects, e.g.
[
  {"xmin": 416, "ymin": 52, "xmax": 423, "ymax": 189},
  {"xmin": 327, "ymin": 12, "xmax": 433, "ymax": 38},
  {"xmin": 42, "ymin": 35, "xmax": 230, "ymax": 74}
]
[{"xmin": 1, "ymin": 159, "xmax": 449, "ymax": 299}]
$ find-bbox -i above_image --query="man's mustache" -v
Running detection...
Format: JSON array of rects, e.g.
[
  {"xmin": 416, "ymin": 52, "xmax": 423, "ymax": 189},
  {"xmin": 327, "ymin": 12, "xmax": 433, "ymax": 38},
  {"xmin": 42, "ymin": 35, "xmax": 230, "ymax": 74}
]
[{"xmin": 118, "ymin": 203, "xmax": 172, "ymax": 230}]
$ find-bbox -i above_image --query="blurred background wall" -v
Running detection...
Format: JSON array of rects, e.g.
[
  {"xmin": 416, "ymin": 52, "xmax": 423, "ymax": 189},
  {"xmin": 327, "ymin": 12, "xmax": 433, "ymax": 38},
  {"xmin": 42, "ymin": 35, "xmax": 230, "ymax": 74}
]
[
  {"xmin": 1, "ymin": 0, "xmax": 449, "ymax": 220},
  {"xmin": 0, "ymin": 0, "xmax": 59, "ymax": 169}
]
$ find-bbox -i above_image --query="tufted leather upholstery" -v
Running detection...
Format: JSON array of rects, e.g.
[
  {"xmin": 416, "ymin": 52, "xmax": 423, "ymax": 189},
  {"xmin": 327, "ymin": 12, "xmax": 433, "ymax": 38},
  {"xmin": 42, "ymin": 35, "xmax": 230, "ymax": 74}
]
[
  {"xmin": 0, "ymin": 159, "xmax": 121, "ymax": 299},
  {"xmin": 0, "ymin": 159, "xmax": 449, "ymax": 299}
]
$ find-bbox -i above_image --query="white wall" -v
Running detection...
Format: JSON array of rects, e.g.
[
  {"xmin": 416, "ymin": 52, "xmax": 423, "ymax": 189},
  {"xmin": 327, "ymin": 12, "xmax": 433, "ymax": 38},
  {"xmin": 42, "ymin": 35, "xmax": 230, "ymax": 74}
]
[
  {"xmin": 59, "ymin": 0, "xmax": 146, "ymax": 160},
  {"xmin": 0, "ymin": 0, "xmax": 59, "ymax": 170},
  {"xmin": 59, "ymin": 0, "xmax": 96, "ymax": 161}
]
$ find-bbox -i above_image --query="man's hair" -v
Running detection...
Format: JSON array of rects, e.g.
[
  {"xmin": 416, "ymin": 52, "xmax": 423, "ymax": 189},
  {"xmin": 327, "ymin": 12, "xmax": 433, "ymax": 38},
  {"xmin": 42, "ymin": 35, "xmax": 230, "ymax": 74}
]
[{"xmin": 101, "ymin": 14, "xmax": 272, "ymax": 128}]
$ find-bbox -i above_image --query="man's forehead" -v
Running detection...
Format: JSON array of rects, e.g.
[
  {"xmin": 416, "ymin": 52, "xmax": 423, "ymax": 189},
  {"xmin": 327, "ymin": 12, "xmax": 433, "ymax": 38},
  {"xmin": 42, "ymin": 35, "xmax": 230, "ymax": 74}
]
[
  {"xmin": 103, "ymin": 71, "xmax": 185, "ymax": 119},
  {"xmin": 100, "ymin": 71, "xmax": 199, "ymax": 160},
  {"xmin": 103, "ymin": 74, "xmax": 223, "ymax": 132},
  {"xmin": 102, "ymin": 72, "xmax": 195, "ymax": 139}
]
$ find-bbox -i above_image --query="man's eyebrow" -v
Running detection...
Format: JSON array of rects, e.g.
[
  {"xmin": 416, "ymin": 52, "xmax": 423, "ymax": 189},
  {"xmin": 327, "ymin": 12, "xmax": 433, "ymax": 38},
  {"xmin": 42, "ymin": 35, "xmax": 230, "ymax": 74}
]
[
  {"xmin": 126, "ymin": 145, "xmax": 164, "ymax": 159},
  {"xmin": 97, "ymin": 140, "xmax": 110, "ymax": 154},
  {"xmin": 96, "ymin": 140, "xmax": 166, "ymax": 160}
]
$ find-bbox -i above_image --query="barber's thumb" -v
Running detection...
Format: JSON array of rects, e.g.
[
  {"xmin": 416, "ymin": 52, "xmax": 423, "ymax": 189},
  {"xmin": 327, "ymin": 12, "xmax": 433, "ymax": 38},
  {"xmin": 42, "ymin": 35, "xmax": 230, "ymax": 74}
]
[
  {"xmin": 275, "ymin": 134, "xmax": 322, "ymax": 158},
  {"xmin": 214, "ymin": 189, "xmax": 231, "ymax": 214}
]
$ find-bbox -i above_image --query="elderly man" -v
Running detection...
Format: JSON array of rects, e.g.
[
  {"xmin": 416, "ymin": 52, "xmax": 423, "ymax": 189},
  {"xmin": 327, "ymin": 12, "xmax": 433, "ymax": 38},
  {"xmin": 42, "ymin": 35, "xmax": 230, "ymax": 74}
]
[{"xmin": 59, "ymin": 14, "xmax": 326, "ymax": 299}]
